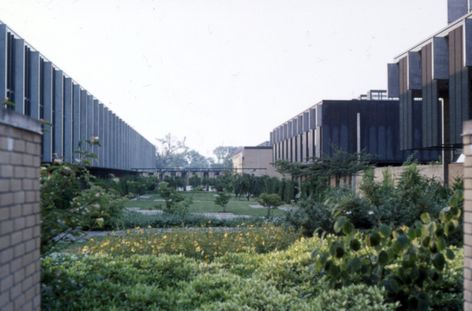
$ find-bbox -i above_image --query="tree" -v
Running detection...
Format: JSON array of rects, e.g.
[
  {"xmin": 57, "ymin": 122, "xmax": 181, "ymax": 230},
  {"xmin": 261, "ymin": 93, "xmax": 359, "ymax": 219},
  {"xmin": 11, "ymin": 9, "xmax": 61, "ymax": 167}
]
[
  {"xmin": 214, "ymin": 191, "xmax": 231, "ymax": 212},
  {"xmin": 257, "ymin": 193, "xmax": 282, "ymax": 218},
  {"xmin": 212, "ymin": 146, "xmax": 241, "ymax": 168},
  {"xmin": 158, "ymin": 181, "xmax": 184, "ymax": 213},
  {"xmin": 156, "ymin": 133, "xmax": 211, "ymax": 168}
]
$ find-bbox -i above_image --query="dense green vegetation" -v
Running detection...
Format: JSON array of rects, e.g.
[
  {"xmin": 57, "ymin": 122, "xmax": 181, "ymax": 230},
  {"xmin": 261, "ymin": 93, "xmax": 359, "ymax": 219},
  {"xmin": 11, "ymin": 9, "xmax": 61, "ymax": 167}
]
[{"xmin": 40, "ymin": 147, "xmax": 465, "ymax": 310}]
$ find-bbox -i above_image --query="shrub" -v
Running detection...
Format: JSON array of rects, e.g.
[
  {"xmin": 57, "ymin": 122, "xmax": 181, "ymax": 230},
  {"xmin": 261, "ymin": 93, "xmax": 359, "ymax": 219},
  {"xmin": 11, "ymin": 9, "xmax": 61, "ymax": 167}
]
[
  {"xmin": 70, "ymin": 185, "xmax": 124, "ymax": 230},
  {"xmin": 313, "ymin": 202, "xmax": 463, "ymax": 309},
  {"xmin": 40, "ymin": 163, "xmax": 91, "ymax": 251},
  {"xmin": 312, "ymin": 284, "xmax": 398, "ymax": 311}
]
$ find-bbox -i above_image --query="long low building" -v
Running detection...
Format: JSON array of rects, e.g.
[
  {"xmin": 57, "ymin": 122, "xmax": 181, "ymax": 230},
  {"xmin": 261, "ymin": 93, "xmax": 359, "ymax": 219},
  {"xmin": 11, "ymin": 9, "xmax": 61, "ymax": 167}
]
[
  {"xmin": 270, "ymin": 92, "xmax": 438, "ymax": 165},
  {"xmin": 0, "ymin": 22, "xmax": 156, "ymax": 171}
]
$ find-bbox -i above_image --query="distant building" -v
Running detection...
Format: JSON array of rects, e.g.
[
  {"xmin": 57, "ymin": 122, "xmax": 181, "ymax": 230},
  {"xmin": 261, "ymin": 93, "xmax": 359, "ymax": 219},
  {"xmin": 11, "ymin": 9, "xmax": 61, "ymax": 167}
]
[
  {"xmin": 232, "ymin": 146, "xmax": 282, "ymax": 178},
  {"xmin": 0, "ymin": 22, "xmax": 156, "ymax": 172},
  {"xmin": 270, "ymin": 95, "xmax": 438, "ymax": 165}
]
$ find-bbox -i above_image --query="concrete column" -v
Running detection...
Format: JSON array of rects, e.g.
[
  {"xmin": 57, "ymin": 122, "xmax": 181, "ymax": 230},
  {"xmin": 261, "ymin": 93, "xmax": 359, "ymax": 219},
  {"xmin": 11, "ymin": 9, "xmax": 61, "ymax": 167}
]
[
  {"xmin": 0, "ymin": 24, "xmax": 7, "ymax": 102},
  {"xmin": 86, "ymin": 94, "xmax": 93, "ymax": 158},
  {"xmin": 387, "ymin": 63, "xmax": 400, "ymax": 98},
  {"xmin": 72, "ymin": 83, "xmax": 81, "ymax": 160},
  {"xmin": 42, "ymin": 62, "xmax": 53, "ymax": 162},
  {"xmin": 103, "ymin": 107, "xmax": 110, "ymax": 168},
  {"xmin": 98, "ymin": 103, "xmax": 105, "ymax": 167},
  {"xmin": 92, "ymin": 99, "xmax": 99, "ymax": 166},
  {"xmin": 463, "ymin": 120, "xmax": 472, "ymax": 310},
  {"xmin": 53, "ymin": 69, "xmax": 64, "ymax": 159},
  {"xmin": 79, "ymin": 90, "xmax": 87, "ymax": 159},
  {"xmin": 14, "ymin": 38, "xmax": 25, "ymax": 114},
  {"xmin": 29, "ymin": 51, "xmax": 40, "ymax": 120},
  {"xmin": 63, "ymin": 77, "xmax": 73, "ymax": 163},
  {"xmin": 112, "ymin": 114, "xmax": 117, "ymax": 169}
]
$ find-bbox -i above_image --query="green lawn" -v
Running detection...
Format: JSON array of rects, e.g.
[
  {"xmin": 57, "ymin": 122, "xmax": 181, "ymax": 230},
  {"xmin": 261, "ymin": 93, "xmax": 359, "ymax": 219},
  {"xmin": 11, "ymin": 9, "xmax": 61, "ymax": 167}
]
[{"xmin": 124, "ymin": 191, "xmax": 288, "ymax": 217}]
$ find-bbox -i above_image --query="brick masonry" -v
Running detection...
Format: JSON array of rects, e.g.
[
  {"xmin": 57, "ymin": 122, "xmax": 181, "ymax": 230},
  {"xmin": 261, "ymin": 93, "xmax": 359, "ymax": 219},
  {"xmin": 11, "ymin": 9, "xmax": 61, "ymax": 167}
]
[
  {"xmin": 0, "ymin": 109, "xmax": 41, "ymax": 311},
  {"xmin": 464, "ymin": 120, "xmax": 472, "ymax": 311}
]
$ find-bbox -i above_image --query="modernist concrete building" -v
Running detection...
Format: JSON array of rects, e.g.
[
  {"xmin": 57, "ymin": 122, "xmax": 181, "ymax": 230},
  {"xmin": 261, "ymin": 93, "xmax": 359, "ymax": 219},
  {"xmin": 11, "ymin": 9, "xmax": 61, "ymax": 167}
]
[
  {"xmin": 270, "ymin": 92, "xmax": 438, "ymax": 166},
  {"xmin": 0, "ymin": 22, "xmax": 156, "ymax": 172},
  {"xmin": 388, "ymin": 0, "xmax": 472, "ymax": 161},
  {"xmin": 232, "ymin": 146, "xmax": 281, "ymax": 178}
]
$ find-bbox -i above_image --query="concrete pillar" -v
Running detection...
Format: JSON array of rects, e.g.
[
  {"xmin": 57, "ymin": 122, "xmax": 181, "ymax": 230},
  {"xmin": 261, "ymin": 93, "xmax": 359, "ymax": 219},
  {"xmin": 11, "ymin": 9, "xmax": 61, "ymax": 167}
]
[
  {"xmin": 463, "ymin": 120, "xmax": 472, "ymax": 310},
  {"xmin": 92, "ymin": 99, "xmax": 99, "ymax": 166},
  {"xmin": 86, "ymin": 94, "xmax": 93, "ymax": 158},
  {"xmin": 29, "ymin": 51, "xmax": 40, "ymax": 120},
  {"xmin": 14, "ymin": 38, "xmax": 25, "ymax": 114},
  {"xmin": 0, "ymin": 24, "xmax": 7, "ymax": 102},
  {"xmin": 112, "ymin": 114, "xmax": 117, "ymax": 169},
  {"xmin": 42, "ymin": 61, "xmax": 53, "ymax": 163},
  {"xmin": 79, "ymin": 90, "xmax": 87, "ymax": 160},
  {"xmin": 387, "ymin": 63, "xmax": 400, "ymax": 98},
  {"xmin": 448, "ymin": 0, "xmax": 468, "ymax": 24},
  {"xmin": 103, "ymin": 107, "xmax": 110, "ymax": 168},
  {"xmin": 72, "ymin": 83, "xmax": 81, "ymax": 161},
  {"xmin": 63, "ymin": 77, "xmax": 73, "ymax": 163},
  {"xmin": 98, "ymin": 103, "xmax": 105, "ymax": 167},
  {"xmin": 53, "ymin": 69, "xmax": 64, "ymax": 159}
]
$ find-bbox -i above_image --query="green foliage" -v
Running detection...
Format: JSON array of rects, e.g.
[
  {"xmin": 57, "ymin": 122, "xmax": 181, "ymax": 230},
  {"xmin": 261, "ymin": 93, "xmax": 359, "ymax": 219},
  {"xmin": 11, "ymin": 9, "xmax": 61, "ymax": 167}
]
[
  {"xmin": 360, "ymin": 164, "xmax": 450, "ymax": 227},
  {"xmin": 313, "ymin": 202, "xmax": 463, "ymax": 309},
  {"xmin": 40, "ymin": 163, "xmax": 91, "ymax": 251},
  {"xmin": 121, "ymin": 210, "xmax": 271, "ymax": 228},
  {"xmin": 312, "ymin": 284, "xmax": 398, "ymax": 311},
  {"xmin": 159, "ymin": 181, "xmax": 191, "ymax": 217},
  {"xmin": 70, "ymin": 185, "xmax": 124, "ymax": 230},
  {"xmin": 286, "ymin": 199, "xmax": 334, "ymax": 236},
  {"xmin": 214, "ymin": 191, "xmax": 231, "ymax": 212},
  {"xmin": 257, "ymin": 193, "xmax": 283, "ymax": 217},
  {"xmin": 42, "ymin": 234, "xmax": 401, "ymax": 310}
]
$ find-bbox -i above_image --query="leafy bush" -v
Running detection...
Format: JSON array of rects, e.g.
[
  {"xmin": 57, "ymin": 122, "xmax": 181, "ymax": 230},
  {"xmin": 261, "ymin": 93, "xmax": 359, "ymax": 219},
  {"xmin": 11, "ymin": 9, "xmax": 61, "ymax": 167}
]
[
  {"xmin": 312, "ymin": 284, "xmax": 398, "ymax": 311},
  {"xmin": 70, "ymin": 185, "xmax": 124, "ymax": 230},
  {"xmin": 40, "ymin": 163, "xmax": 91, "ymax": 251},
  {"xmin": 42, "ymin": 233, "xmax": 399, "ymax": 310},
  {"xmin": 313, "ymin": 202, "xmax": 463, "ymax": 309}
]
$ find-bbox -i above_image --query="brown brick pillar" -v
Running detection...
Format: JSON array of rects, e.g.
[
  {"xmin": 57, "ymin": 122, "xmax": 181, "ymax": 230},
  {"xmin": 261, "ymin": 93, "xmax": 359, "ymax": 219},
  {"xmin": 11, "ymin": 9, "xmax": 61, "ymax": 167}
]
[
  {"xmin": 463, "ymin": 120, "xmax": 472, "ymax": 310},
  {"xmin": 0, "ymin": 109, "xmax": 42, "ymax": 311}
]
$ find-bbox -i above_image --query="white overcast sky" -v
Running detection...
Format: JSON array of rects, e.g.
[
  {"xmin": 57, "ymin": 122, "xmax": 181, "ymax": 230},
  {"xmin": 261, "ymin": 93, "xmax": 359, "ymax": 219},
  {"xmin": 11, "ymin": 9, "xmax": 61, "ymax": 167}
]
[{"xmin": 0, "ymin": 0, "xmax": 446, "ymax": 157}]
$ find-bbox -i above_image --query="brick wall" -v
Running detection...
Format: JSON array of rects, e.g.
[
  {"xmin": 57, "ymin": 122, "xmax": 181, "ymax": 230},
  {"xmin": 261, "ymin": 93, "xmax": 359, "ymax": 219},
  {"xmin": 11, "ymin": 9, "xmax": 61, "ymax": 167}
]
[
  {"xmin": 0, "ymin": 109, "xmax": 42, "ymax": 311},
  {"xmin": 464, "ymin": 120, "xmax": 472, "ymax": 310}
]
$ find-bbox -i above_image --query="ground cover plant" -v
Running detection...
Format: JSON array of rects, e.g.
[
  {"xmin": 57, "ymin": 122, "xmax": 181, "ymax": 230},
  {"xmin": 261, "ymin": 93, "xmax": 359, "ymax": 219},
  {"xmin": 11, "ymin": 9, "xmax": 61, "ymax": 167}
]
[{"xmin": 72, "ymin": 224, "xmax": 299, "ymax": 261}]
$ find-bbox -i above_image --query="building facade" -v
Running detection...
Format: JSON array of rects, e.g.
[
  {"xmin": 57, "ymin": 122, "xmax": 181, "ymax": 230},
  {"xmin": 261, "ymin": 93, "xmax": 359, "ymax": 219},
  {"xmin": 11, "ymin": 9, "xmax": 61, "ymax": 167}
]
[
  {"xmin": 0, "ymin": 23, "xmax": 156, "ymax": 172},
  {"xmin": 270, "ymin": 98, "xmax": 438, "ymax": 166},
  {"xmin": 388, "ymin": 0, "xmax": 472, "ymax": 160},
  {"xmin": 232, "ymin": 146, "xmax": 281, "ymax": 178}
]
